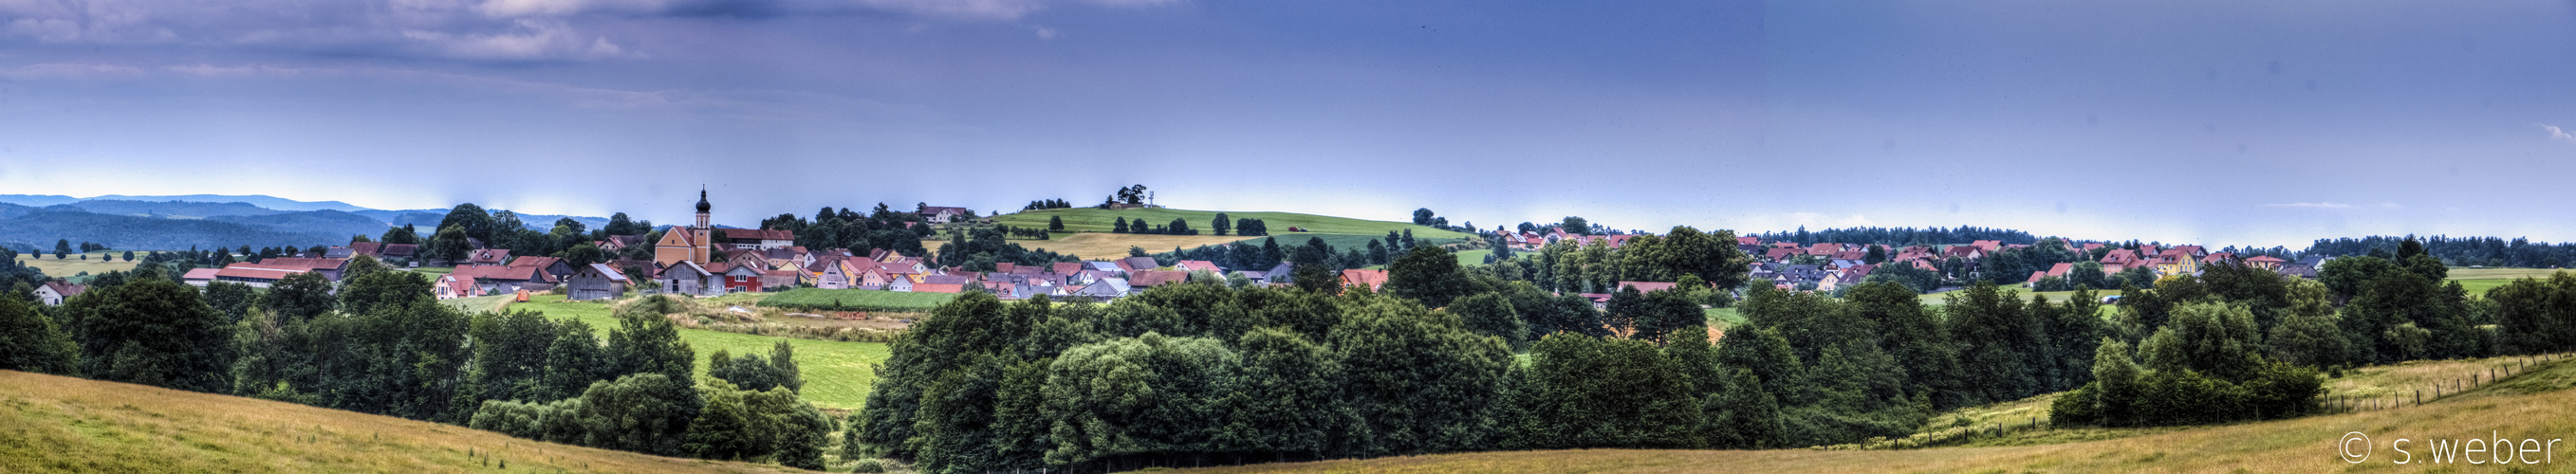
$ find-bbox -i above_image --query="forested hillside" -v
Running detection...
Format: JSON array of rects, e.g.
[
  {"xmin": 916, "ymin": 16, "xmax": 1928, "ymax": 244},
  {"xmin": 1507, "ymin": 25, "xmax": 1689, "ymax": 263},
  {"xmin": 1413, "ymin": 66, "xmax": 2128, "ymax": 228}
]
[{"xmin": 0, "ymin": 209, "xmax": 347, "ymax": 249}]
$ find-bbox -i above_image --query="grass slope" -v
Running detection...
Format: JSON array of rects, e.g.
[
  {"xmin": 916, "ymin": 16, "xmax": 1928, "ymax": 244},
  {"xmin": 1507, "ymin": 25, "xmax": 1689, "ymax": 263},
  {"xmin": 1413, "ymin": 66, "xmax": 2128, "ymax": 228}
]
[
  {"xmin": 0, "ymin": 371, "xmax": 800, "ymax": 474},
  {"xmin": 954, "ymin": 232, "xmax": 1263, "ymax": 261},
  {"xmin": 992, "ymin": 208, "xmax": 1473, "ymax": 241},
  {"xmin": 758, "ymin": 288, "xmax": 956, "ymax": 311},
  {"xmin": 507, "ymin": 295, "xmax": 891, "ymax": 410},
  {"xmin": 1183, "ymin": 355, "xmax": 2576, "ymax": 473},
  {"xmin": 12, "ymin": 252, "xmax": 141, "ymax": 281}
]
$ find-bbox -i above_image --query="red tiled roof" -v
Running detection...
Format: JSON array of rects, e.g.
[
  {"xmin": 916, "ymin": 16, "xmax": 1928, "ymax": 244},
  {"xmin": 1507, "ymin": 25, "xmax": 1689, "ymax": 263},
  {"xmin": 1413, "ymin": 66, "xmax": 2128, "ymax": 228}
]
[
  {"xmin": 257, "ymin": 258, "xmax": 347, "ymax": 271},
  {"xmin": 451, "ymin": 264, "xmax": 540, "ymax": 282},
  {"xmin": 724, "ymin": 228, "xmax": 796, "ymax": 241},
  {"xmin": 1130, "ymin": 270, "xmax": 1191, "ymax": 287},
  {"xmin": 213, "ymin": 264, "xmax": 306, "ymax": 280},
  {"xmin": 182, "ymin": 268, "xmax": 223, "ymax": 281},
  {"xmin": 1341, "ymin": 269, "xmax": 1389, "ymax": 290},
  {"xmin": 1618, "ymin": 281, "xmax": 1679, "ymax": 293}
]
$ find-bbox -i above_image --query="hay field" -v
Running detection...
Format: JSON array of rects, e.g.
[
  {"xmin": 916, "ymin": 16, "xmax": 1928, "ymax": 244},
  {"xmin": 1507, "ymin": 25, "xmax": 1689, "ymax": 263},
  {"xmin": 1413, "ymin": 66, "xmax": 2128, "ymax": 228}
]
[{"xmin": 0, "ymin": 371, "xmax": 801, "ymax": 474}]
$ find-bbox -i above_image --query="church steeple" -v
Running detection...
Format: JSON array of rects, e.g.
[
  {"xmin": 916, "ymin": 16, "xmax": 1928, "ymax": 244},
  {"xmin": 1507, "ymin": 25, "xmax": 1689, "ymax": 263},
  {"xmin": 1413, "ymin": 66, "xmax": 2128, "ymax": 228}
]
[{"xmin": 694, "ymin": 188, "xmax": 712, "ymax": 229}]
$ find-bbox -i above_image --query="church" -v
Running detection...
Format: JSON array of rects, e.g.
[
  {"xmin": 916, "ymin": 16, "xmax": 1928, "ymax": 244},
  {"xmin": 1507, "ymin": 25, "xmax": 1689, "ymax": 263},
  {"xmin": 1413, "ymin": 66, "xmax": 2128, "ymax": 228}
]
[{"xmin": 654, "ymin": 190, "xmax": 718, "ymax": 266}]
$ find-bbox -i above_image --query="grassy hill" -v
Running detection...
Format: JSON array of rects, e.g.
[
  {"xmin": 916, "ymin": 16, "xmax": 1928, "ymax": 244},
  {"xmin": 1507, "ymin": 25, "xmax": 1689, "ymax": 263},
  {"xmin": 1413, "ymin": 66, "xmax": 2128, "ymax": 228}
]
[
  {"xmin": 12, "ymin": 251, "xmax": 143, "ymax": 282},
  {"xmin": 1179, "ymin": 354, "xmax": 2576, "ymax": 473},
  {"xmin": 0, "ymin": 371, "xmax": 803, "ymax": 473},
  {"xmin": 505, "ymin": 295, "xmax": 891, "ymax": 410},
  {"xmin": 992, "ymin": 208, "xmax": 1473, "ymax": 240}
]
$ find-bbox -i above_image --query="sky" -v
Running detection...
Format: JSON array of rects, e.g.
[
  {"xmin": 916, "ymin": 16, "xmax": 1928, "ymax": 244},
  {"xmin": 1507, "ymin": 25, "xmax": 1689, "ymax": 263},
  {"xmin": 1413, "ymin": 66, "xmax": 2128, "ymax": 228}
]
[{"xmin": 3, "ymin": 0, "xmax": 2574, "ymax": 248}]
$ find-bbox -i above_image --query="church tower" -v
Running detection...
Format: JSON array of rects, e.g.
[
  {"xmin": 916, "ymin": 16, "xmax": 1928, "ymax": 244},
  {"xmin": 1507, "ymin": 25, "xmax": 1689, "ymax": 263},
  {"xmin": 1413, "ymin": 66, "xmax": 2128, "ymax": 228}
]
[
  {"xmin": 692, "ymin": 189, "xmax": 713, "ymax": 264},
  {"xmin": 655, "ymin": 188, "xmax": 719, "ymax": 265}
]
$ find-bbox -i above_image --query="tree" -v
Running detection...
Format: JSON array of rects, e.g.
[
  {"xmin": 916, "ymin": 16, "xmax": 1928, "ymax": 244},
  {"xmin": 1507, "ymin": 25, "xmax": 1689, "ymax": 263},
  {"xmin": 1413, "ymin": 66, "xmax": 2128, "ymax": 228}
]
[
  {"xmin": 66, "ymin": 273, "xmax": 233, "ymax": 392},
  {"xmin": 202, "ymin": 281, "xmax": 259, "ymax": 323},
  {"xmin": 1384, "ymin": 246, "xmax": 1473, "ymax": 308},
  {"xmin": 2267, "ymin": 279, "xmax": 2349, "ymax": 368},
  {"xmin": 0, "ymin": 295, "xmax": 79, "ymax": 375},
  {"xmin": 436, "ymin": 203, "xmax": 496, "ymax": 245},
  {"xmin": 54, "ymin": 239, "xmax": 71, "ymax": 259},
  {"xmin": 1225, "ymin": 327, "xmax": 1347, "ymax": 462},
  {"xmin": 261, "ymin": 271, "xmax": 337, "ymax": 322},
  {"xmin": 1942, "ymin": 282, "xmax": 2039, "ymax": 404},
  {"xmin": 380, "ymin": 225, "xmax": 422, "ymax": 245},
  {"xmin": 562, "ymin": 243, "xmax": 606, "ymax": 268},
  {"xmin": 1520, "ymin": 333, "xmax": 1704, "ymax": 449},
  {"xmin": 1329, "ymin": 296, "xmax": 1511, "ymax": 456},
  {"xmin": 1049, "ymin": 215, "xmax": 1066, "ymax": 231},
  {"xmin": 1447, "ymin": 293, "xmax": 1528, "ymax": 350},
  {"xmin": 575, "ymin": 373, "xmax": 699, "ymax": 456},
  {"xmin": 1413, "ymin": 209, "xmax": 1437, "ymax": 227},
  {"xmin": 1561, "ymin": 217, "xmax": 1590, "ymax": 235},
  {"xmin": 426, "ymin": 224, "xmax": 474, "ymax": 265},
  {"xmin": 1212, "ymin": 212, "xmax": 1231, "ymax": 236},
  {"xmin": 1113, "ymin": 217, "xmax": 1129, "ymax": 233},
  {"xmin": 1617, "ymin": 226, "xmax": 1753, "ymax": 290},
  {"xmin": 120, "ymin": 250, "xmax": 134, "ymax": 262}
]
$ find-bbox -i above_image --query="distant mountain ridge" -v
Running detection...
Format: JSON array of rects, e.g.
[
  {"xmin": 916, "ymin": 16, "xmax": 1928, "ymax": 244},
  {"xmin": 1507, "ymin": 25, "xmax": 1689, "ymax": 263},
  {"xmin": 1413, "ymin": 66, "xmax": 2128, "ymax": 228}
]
[{"xmin": 0, "ymin": 193, "xmax": 610, "ymax": 250}]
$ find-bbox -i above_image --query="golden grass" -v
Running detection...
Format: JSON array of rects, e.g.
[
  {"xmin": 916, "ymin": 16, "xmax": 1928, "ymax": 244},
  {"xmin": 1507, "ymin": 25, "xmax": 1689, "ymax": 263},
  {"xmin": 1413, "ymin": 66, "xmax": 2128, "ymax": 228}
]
[
  {"xmin": 0, "ymin": 371, "xmax": 801, "ymax": 474},
  {"xmin": 1186, "ymin": 356, "xmax": 2576, "ymax": 474},
  {"xmin": 931, "ymin": 232, "xmax": 1260, "ymax": 261},
  {"xmin": 2445, "ymin": 268, "xmax": 2567, "ymax": 280},
  {"xmin": 12, "ymin": 252, "xmax": 140, "ymax": 280}
]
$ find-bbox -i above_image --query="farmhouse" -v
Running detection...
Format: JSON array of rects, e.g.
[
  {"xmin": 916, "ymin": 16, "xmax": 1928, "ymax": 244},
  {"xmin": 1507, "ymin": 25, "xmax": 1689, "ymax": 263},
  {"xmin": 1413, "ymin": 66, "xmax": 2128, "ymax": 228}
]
[
  {"xmin": 721, "ymin": 228, "xmax": 797, "ymax": 250},
  {"xmin": 257, "ymin": 257, "xmax": 351, "ymax": 282},
  {"xmin": 565, "ymin": 264, "xmax": 630, "ymax": 301},
  {"xmin": 658, "ymin": 260, "xmax": 723, "ymax": 297},
  {"xmin": 450, "ymin": 264, "xmax": 548, "ymax": 294},
  {"xmin": 33, "ymin": 281, "xmax": 85, "ymax": 306},
  {"xmin": 435, "ymin": 274, "xmax": 483, "ymax": 300},
  {"xmin": 465, "ymin": 248, "xmax": 512, "ymax": 266},
  {"xmin": 918, "ymin": 205, "xmax": 969, "ymax": 223}
]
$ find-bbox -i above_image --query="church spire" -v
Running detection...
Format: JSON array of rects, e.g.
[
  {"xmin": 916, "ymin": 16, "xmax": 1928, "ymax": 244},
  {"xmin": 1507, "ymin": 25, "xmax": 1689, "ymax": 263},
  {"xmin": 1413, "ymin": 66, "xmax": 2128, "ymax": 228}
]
[{"xmin": 694, "ymin": 187, "xmax": 712, "ymax": 229}]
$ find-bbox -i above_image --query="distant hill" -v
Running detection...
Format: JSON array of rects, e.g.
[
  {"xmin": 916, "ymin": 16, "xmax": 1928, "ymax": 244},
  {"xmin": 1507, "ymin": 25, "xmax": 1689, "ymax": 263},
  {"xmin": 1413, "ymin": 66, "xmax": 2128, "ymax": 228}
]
[
  {"xmin": 207, "ymin": 210, "xmax": 391, "ymax": 241},
  {"xmin": 0, "ymin": 209, "xmax": 345, "ymax": 249},
  {"xmin": 0, "ymin": 194, "xmax": 82, "ymax": 207},
  {"xmin": 350, "ymin": 210, "xmax": 453, "ymax": 228},
  {"xmin": 0, "ymin": 203, "xmax": 29, "ymax": 220},
  {"xmin": 81, "ymin": 194, "xmax": 373, "ymax": 211},
  {"xmin": 56, "ymin": 199, "xmax": 287, "ymax": 218}
]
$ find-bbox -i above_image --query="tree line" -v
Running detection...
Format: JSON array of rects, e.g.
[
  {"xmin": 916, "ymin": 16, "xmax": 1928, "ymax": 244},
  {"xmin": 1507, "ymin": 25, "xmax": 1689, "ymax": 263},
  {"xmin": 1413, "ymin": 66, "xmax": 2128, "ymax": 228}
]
[
  {"xmin": 0, "ymin": 257, "xmax": 839, "ymax": 470},
  {"xmin": 2304, "ymin": 235, "xmax": 2576, "ymax": 268}
]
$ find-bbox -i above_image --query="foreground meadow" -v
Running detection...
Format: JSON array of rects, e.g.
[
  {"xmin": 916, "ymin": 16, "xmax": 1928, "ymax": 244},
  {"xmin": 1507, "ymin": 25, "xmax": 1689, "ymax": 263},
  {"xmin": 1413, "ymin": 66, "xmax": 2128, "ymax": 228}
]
[{"xmin": 0, "ymin": 371, "xmax": 801, "ymax": 474}]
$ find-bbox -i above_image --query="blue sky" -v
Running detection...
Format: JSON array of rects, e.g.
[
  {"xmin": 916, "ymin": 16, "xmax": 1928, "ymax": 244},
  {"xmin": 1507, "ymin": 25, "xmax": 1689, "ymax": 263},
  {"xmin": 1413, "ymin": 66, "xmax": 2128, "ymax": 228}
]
[{"xmin": 2, "ymin": 0, "xmax": 2572, "ymax": 247}]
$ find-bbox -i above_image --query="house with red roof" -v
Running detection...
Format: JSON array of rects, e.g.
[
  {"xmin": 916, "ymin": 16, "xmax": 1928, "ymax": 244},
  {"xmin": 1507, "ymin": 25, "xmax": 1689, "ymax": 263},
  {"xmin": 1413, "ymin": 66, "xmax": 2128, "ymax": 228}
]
[
  {"xmin": 33, "ymin": 281, "xmax": 84, "ymax": 306},
  {"xmin": 1341, "ymin": 269, "xmax": 1389, "ymax": 291},
  {"xmin": 435, "ymin": 274, "xmax": 483, "ymax": 300},
  {"xmin": 181, "ymin": 267, "xmax": 222, "ymax": 287},
  {"xmin": 2245, "ymin": 255, "xmax": 2286, "ymax": 270},
  {"xmin": 1177, "ymin": 260, "xmax": 1224, "ymax": 274}
]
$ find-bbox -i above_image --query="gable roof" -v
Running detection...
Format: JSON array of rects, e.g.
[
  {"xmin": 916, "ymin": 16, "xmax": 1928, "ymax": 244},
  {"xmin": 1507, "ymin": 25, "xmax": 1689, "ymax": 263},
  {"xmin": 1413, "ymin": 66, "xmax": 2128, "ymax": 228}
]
[
  {"xmin": 38, "ymin": 281, "xmax": 86, "ymax": 298},
  {"xmin": 1340, "ymin": 269, "xmax": 1389, "ymax": 290},
  {"xmin": 1617, "ymin": 281, "xmax": 1679, "ymax": 293},
  {"xmin": 1129, "ymin": 270, "xmax": 1191, "ymax": 287},
  {"xmin": 451, "ymin": 264, "xmax": 541, "ymax": 282},
  {"xmin": 1177, "ymin": 260, "xmax": 1223, "ymax": 273},
  {"xmin": 1116, "ymin": 257, "xmax": 1161, "ymax": 272},
  {"xmin": 581, "ymin": 264, "xmax": 631, "ymax": 283},
  {"xmin": 723, "ymin": 228, "xmax": 796, "ymax": 241}
]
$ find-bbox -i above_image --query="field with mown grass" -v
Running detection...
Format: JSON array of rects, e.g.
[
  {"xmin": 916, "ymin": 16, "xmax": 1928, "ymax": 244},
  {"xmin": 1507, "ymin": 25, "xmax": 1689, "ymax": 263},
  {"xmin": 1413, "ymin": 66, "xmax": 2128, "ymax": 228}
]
[
  {"xmin": 991, "ymin": 208, "xmax": 1474, "ymax": 241},
  {"xmin": 940, "ymin": 232, "xmax": 1263, "ymax": 260},
  {"xmin": 758, "ymin": 287, "xmax": 955, "ymax": 311},
  {"xmin": 0, "ymin": 371, "xmax": 802, "ymax": 474},
  {"xmin": 1182, "ymin": 355, "xmax": 2576, "ymax": 473},
  {"xmin": 504, "ymin": 294, "xmax": 891, "ymax": 410},
  {"xmin": 12, "ymin": 251, "xmax": 140, "ymax": 282},
  {"xmin": 436, "ymin": 294, "xmax": 512, "ymax": 314}
]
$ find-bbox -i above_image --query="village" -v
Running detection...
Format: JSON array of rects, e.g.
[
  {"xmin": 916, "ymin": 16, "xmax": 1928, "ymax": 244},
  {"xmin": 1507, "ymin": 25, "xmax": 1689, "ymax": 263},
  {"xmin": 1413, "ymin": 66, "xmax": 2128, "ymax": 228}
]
[{"xmin": 25, "ymin": 189, "xmax": 2339, "ymax": 314}]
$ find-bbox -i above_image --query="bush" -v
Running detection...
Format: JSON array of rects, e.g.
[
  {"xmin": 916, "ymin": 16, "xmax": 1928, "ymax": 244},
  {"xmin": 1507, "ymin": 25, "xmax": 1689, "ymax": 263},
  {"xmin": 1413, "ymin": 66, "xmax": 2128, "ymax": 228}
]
[{"xmin": 849, "ymin": 459, "xmax": 885, "ymax": 473}]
